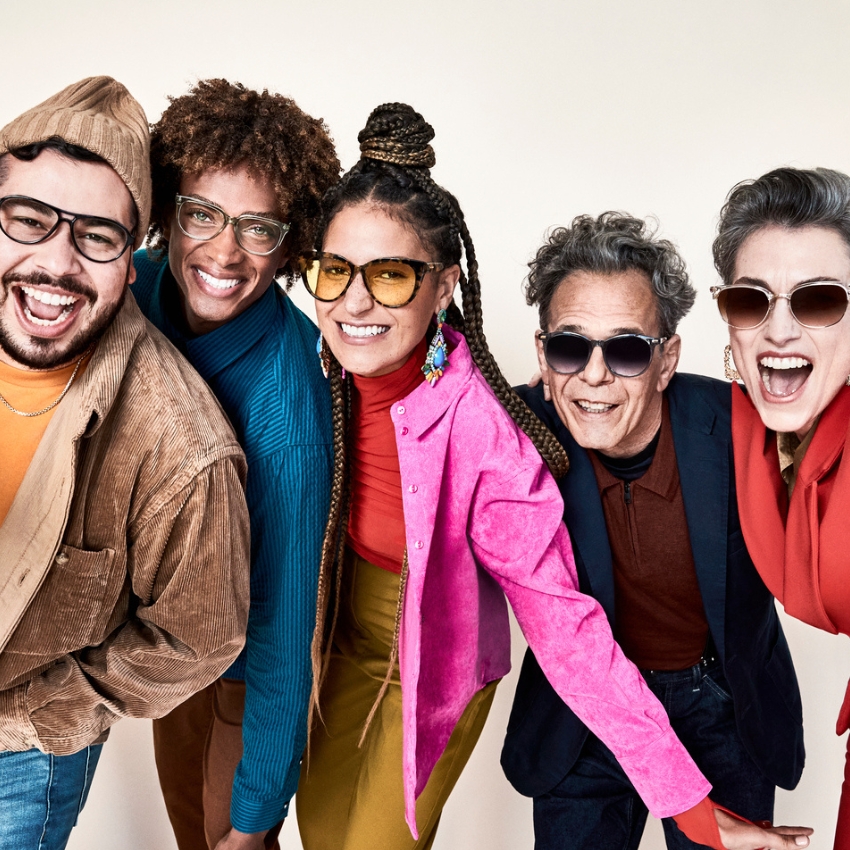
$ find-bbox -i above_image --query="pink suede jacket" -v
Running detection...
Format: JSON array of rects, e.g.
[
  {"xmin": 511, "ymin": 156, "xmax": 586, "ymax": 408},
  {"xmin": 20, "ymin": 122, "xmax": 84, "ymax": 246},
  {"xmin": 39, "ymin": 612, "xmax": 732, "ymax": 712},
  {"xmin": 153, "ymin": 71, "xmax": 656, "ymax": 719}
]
[{"xmin": 392, "ymin": 328, "xmax": 709, "ymax": 837}]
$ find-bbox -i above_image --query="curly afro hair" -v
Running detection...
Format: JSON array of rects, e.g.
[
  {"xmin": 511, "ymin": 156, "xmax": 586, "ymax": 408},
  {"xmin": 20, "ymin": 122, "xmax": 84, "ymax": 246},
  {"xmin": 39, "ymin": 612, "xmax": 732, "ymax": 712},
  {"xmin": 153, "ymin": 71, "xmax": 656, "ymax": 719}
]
[{"xmin": 147, "ymin": 78, "xmax": 340, "ymax": 285}]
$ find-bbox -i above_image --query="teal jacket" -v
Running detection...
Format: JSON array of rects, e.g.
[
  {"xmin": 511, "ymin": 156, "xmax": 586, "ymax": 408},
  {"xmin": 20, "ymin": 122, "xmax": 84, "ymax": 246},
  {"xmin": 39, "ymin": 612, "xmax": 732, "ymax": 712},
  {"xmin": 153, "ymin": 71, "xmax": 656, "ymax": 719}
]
[{"xmin": 132, "ymin": 250, "xmax": 332, "ymax": 831}]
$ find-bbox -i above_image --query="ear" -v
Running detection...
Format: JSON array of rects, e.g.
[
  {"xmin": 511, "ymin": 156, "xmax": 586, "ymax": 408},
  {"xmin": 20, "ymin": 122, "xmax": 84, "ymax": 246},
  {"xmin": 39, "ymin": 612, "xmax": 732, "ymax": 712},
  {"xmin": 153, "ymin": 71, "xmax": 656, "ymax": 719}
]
[
  {"xmin": 656, "ymin": 333, "xmax": 681, "ymax": 393},
  {"xmin": 127, "ymin": 256, "xmax": 137, "ymax": 287},
  {"xmin": 435, "ymin": 264, "xmax": 460, "ymax": 312}
]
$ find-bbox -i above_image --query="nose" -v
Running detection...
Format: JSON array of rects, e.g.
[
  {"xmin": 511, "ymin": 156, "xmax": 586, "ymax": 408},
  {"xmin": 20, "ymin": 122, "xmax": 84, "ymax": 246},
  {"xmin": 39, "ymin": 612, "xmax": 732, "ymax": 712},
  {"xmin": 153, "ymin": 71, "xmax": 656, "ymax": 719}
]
[
  {"xmin": 207, "ymin": 222, "xmax": 244, "ymax": 265},
  {"xmin": 33, "ymin": 220, "xmax": 84, "ymax": 277},
  {"xmin": 581, "ymin": 343, "xmax": 614, "ymax": 386},
  {"xmin": 763, "ymin": 296, "xmax": 801, "ymax": 346},
  {"xmin": 342, "ymin": 269, "xmax": 375, "ymax": 316}
]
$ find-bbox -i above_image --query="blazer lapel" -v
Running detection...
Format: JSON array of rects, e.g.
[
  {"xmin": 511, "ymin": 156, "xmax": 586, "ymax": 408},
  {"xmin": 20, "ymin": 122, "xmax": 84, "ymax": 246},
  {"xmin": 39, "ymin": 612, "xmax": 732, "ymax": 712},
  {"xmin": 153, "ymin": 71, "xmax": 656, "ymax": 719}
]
[{"xmin": 669, "ymin": 377, "xmax": 728, "ymax": 659}]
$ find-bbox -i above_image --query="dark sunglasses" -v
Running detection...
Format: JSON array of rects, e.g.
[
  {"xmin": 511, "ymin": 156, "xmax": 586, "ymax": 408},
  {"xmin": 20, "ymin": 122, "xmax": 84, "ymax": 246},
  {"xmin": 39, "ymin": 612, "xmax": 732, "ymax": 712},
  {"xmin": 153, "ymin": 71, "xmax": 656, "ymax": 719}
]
[
  {"xmin": 0, "ymin": 194, "xmax": 135, "ymax": 263},
  {"xmin": 711, "ymin": 281, "xmax": 850, "ymax": 330},
  {"xmin": 538, "ymin": 331, "xmax": 668, "ymax": 378},
  {"xmin": 298, "ymin": 252, "xmax": 444, "ymax": 308}
]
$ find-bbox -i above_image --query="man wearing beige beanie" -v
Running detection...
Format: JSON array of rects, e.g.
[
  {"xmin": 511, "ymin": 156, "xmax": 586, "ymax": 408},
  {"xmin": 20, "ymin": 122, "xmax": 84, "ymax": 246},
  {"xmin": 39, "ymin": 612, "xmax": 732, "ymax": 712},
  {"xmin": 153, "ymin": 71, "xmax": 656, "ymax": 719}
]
[{"xmin": 0, "ymin": 76, "xmax": 251, "ymax": 850}]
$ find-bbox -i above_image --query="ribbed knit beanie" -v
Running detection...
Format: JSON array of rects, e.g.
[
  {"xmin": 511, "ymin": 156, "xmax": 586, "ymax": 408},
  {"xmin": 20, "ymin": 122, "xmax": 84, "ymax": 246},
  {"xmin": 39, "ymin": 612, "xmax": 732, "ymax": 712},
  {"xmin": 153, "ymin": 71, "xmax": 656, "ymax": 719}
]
[{"xmin": 0, "ymin": 76, "xmax": 151, "ymax": 247}]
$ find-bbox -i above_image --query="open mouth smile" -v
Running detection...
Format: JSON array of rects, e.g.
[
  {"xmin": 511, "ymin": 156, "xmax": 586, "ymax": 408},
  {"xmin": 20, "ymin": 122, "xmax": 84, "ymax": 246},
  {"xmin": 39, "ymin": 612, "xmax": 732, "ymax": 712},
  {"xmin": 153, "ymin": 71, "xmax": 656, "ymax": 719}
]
[
  {"xmin": 575, "ymin": 400, "xmax": 616, "ymax": 413},
  {"xmin": 18, "ymin": 285, "xmax": 81, "ymax": 328},
  {"xmin": 195, "ymin": 268, "xmax": 242, "ymax": 291},
  {"xmin": 758, "ymin": 355, "xmax": 813, "ymax": 398},
  {"xmin": 340, "ymin": 323, "xmax": 389, "ymax": 338}
]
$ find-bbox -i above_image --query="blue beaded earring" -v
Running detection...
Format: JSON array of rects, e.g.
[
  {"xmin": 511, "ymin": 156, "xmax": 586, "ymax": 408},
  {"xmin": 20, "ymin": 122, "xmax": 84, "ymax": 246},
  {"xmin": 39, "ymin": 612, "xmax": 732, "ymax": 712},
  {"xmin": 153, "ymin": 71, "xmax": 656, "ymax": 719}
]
[{"xmin": 422, "ymin": 309, "xmax": 449, "ymax": 387}]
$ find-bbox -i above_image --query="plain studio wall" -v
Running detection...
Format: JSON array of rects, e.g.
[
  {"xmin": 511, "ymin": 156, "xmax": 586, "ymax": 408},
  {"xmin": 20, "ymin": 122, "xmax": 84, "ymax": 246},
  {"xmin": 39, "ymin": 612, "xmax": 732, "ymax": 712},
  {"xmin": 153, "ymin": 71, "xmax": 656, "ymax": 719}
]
[{"xmin": 4, "ymin": 1, "xmax": 850, "ymax": 847}]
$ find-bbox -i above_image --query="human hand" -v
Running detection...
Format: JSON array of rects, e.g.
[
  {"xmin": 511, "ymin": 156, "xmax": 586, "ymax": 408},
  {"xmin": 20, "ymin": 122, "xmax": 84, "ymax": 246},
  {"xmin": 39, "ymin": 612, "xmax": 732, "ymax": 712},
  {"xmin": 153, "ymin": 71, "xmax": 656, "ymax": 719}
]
[
  {"xmin": 527, "ymin": 370, "xmax": 551, "ymax": 401},
  {"xmin": 212, "ymin": 827, "xmax": 267, "ymax": 850},
  {"xmin": 716, "ymin": 808, "xmax": 813, "ymax": 849}
]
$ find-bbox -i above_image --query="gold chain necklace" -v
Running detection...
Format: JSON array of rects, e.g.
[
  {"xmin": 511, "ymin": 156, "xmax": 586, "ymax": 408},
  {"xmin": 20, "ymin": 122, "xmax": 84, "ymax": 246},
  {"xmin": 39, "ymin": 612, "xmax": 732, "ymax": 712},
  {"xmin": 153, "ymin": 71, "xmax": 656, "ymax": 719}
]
[{"xmin": 0, "ymin": 351, "xmax": 87, "ymax": 418}]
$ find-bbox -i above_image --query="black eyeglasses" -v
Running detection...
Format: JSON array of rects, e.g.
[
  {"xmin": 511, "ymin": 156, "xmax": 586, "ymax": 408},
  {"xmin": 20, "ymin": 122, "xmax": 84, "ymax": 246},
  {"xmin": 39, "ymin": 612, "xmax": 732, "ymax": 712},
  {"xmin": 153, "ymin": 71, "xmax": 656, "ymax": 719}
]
[
  {"xmin": 298, "ymin": 252, "xmax": 444, "ymax": 308},
  {"xmin": 538, "ymin": 331, "xmax": 668, "ymax": 378},
  {"xmin": 711, "ymin": 281, "xmax": 850, "ymax": 329},
  {"xmin": 175, "ymin": 195, "xmax": 290, "ymax": 256},
  {"xmin": 0, "ymin": 195, "xmax": 135, "ymax": 263}
]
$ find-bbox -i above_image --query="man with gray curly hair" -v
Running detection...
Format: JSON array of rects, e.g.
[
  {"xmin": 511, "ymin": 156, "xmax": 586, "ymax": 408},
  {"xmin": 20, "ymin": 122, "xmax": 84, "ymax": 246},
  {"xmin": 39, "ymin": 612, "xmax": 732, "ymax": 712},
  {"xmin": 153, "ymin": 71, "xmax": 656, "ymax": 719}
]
[{"xmin": 501, "ymin": 212, "xmax": 804, "ymax": 849}]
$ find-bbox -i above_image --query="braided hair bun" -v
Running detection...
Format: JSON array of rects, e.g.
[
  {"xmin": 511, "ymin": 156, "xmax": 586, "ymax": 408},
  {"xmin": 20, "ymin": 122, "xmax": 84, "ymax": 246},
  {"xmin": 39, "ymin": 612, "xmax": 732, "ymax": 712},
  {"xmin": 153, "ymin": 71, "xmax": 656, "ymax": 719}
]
[{"xmin": 358, "ymin": 103, "xmax": 436, "ymax": 169}]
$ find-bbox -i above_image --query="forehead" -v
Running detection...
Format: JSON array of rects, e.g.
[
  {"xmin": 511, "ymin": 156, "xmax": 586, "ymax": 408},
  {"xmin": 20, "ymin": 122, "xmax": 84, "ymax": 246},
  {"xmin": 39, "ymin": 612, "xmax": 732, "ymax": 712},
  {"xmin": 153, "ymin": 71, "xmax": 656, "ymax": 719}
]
[
  {"xmin": 1, "ymin": 148, "xmax": 133, "ymax": 226},
  {"xmin": 324, "ymin": 203, "xmax": 429, "ymax": 264},
  {"xmin": 735, "ymin": 225, "xmax": 850, "ymax": 287},
  {"xmin": 547, "ymin": 268, "xmax": 659, "ymax": 334},
  {"xmin": 179, "ymin": 163, "xmax": 279, "ymax": 215}
]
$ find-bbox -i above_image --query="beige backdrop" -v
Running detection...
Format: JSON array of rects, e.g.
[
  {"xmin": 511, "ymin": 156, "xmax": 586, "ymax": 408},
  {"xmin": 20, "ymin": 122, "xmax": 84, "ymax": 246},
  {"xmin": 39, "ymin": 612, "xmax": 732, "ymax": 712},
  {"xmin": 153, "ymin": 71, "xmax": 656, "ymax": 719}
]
[{"xmin": 4, "ymin": 1, "xmax": 850, "ymax": 847}]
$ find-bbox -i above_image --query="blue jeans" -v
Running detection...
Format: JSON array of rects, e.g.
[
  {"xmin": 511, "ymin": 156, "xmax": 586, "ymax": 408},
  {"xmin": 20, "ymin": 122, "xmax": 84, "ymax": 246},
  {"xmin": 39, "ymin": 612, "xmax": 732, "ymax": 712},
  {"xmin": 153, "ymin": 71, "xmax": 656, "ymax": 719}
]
[
  {"xmin": 0, "ymin": 745, "xmax": 103, "ymax": 850},
  {"xmin": 533, "ymin": 658, "xmax": 774, "ymax": 850}
]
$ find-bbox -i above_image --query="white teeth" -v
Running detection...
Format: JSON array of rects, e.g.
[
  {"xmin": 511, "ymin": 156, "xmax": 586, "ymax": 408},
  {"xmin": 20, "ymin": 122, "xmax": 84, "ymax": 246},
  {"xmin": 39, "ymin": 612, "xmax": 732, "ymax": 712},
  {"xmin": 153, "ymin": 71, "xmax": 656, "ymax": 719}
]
[
  {"xmin": 576, "ymin": 400, "xmax": 615, "ymax": 413},
  {"xmin": 759, "ymin": 356, "xmax": 811, "ymax": 369},
  {"xmin": 197, "ymin": 269, "xmax": 240, "ymax": 290},
  {"xmin": 341, "ymin": 323, "xmax": 389, "ymax": 338},
  {"xmin": 21, "ymin": 286, "xmax": 78, "ymax": 307},
  {"xmin": 23, "ymin": 304, "xmax": 74, "ymax": 327}
]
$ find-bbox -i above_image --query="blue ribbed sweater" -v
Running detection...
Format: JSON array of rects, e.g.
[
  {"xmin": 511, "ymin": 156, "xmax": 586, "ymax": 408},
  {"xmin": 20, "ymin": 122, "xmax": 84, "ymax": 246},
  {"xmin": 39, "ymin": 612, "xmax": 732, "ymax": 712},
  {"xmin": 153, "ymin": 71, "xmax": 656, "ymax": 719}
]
[{"xmin": 132, "ymin": 251, "xmax": 332, "ymax": 832}]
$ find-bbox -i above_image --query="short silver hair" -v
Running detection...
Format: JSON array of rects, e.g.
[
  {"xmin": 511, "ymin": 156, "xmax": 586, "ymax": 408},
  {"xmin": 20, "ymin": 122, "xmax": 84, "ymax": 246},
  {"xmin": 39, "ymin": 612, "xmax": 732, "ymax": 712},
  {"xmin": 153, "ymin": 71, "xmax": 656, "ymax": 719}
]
[{"xmin": 525, "ymin": 211, "xmax": 694, "ymax": 337}]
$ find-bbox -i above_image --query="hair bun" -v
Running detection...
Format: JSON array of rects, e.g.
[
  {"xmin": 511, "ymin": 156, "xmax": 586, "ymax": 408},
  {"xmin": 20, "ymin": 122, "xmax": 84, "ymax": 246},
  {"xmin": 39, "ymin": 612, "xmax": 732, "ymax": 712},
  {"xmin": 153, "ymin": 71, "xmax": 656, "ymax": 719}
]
[{"xmin": 358, "ymin": 103, "xmax": 435, "ymax": 169}]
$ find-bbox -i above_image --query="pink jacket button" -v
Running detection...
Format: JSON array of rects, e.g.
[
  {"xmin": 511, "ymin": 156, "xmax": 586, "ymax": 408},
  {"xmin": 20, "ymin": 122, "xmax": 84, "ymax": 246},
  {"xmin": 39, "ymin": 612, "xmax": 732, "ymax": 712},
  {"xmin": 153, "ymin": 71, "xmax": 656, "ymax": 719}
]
[
  {"xmin": 401, "ymin": 426, "xmax": 409, "ymax": 436},
  {"xmin": 397, "ymin": 405, "xmax": 406, "ymax": 414},
  {"xmin": 408, "ymin": 484, "xmax": 418, "ymax": 493},
  {"xmin": 414, "ymin": 540, "xmax": 424, "ymax": 549}
]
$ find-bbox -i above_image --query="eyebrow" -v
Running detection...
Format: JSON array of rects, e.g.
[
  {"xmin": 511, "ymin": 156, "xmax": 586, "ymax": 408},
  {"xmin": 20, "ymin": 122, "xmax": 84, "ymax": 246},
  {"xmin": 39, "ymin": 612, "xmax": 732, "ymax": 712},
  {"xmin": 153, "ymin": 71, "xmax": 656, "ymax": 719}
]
[
  {"xmin": 186, "ymin": 194, "xmax": 280, "ymax": 220},
  {"xmin": 551, "ymin": 323, "xmax": 647, "ymax": 336},
  {"xmin": 733, "ymin": 275, "xmax": 843, "ymax": 288}
]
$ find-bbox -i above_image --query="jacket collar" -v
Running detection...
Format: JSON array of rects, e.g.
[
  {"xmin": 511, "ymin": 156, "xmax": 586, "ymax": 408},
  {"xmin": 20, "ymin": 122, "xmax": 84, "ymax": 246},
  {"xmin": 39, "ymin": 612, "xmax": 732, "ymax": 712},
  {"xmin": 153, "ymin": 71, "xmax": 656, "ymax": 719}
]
[{"xmin": 397, "ymin": 326, "xmax": 476, "ymax": 438}]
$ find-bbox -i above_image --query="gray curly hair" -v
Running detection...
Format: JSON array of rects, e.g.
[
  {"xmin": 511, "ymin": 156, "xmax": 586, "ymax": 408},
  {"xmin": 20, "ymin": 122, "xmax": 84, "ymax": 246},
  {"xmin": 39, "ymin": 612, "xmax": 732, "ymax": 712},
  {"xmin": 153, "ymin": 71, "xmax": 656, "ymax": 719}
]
[{"xmin": 525, "ymin": 211, "xmax": 695, "ymax": 337}]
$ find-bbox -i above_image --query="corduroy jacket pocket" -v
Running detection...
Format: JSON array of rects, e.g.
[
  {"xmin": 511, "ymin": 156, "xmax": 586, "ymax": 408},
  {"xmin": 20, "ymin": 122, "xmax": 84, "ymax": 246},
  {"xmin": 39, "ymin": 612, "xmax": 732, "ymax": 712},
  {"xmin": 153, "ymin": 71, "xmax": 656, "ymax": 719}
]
[{"xmin": 10, "ymin": 546, "xmax": 117, "ymax": 657}]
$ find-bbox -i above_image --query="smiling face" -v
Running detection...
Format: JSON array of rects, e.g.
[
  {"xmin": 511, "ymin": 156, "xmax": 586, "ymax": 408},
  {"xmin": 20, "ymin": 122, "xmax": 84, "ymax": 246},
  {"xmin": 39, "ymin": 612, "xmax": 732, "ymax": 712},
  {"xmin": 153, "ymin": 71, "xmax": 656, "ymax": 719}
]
[
  {"xmin": 728, "ymin": 224, "xmax": 850, "ymax": 438},
  {"xmin": 166, "ymin": 164, "xmax": 286, "ymax": 335},
  {"xmin": 537, "ymin": 269, "xmax": 680, "ymax": 457},
  {"xmin": 315, "ymin": 203, "xmax": 458, "ymax": 378},
  {"xmin": 0, "ymin": 149, "xmax": 136, "ymax": 370}
]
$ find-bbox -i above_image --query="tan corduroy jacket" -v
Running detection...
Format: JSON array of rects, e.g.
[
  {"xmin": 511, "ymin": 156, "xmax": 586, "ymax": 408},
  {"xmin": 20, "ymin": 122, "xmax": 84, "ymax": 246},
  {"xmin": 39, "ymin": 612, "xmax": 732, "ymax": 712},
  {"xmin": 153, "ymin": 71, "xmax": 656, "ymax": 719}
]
[{"xmin": 0, "ymin": 294, "xmax": 250, "ymax": 755}]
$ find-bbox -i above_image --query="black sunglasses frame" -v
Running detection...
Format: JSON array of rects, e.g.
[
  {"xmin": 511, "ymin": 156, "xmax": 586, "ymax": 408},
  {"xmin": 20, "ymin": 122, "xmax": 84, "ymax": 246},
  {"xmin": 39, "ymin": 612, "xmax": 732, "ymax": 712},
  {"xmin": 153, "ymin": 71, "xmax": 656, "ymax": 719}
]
[
  {"xmin": 711, "ymin": 281, "xmax": 850, "ymax": 330},
  {"xmin": 0, "ymin": 194, "xmax": 135, "ymax": 263},
  {"xmin": 537, "ymin": 331, "xmax": 668, "ymax": 378},
  {"xmin": 298, "ymin": 251, "xmax": 445, "ymax": 308}
]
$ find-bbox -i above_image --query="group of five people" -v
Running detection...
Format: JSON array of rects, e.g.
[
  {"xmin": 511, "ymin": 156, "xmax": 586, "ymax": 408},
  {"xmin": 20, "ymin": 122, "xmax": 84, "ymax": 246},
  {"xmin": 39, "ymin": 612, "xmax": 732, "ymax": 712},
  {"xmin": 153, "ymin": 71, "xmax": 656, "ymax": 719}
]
[{"xmin": 0, "ymin": 74, "xmax": 846, "ymax": 850}]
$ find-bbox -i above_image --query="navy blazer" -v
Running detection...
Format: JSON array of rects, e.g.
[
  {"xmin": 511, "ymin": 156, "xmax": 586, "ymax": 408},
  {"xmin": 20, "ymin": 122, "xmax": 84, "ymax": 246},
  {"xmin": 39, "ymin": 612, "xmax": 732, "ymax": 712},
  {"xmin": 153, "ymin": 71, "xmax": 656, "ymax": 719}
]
[{"xmin": 501, "ymin": 373, "xmax": 804, "ymax": 796}]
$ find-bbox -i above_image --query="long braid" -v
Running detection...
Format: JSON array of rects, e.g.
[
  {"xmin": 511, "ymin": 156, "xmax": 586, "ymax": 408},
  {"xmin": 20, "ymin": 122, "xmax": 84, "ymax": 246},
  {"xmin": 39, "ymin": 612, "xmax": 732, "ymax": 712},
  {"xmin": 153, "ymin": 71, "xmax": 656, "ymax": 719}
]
[
  {"xmin": 308, "ymin": 348, "xmax": 350, "ymax": 729},
  {"xmin": 406, "ymin": 166, "xmax": 569, "ymax": 479}
]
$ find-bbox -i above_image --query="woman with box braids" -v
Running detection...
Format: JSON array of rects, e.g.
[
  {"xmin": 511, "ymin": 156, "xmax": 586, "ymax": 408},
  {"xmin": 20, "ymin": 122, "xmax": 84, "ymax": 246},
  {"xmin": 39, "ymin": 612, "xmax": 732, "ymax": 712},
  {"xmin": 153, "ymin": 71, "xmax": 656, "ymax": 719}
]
[{"xmin": 294, "ymin": 104, "xmax": 780, "ymax": 850}]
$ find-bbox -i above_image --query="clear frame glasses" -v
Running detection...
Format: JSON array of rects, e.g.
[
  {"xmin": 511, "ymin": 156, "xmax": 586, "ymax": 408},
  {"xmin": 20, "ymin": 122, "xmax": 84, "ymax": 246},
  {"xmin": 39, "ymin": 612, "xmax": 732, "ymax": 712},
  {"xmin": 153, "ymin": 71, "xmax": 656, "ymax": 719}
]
[
  {"xmin": 711, "ymin": 281, "xmax": 850, "ymax": 330},
  {"xmin": 538, "ymin": 331, "xmax": 668, "ymax": 378},
  {"xmin": 298, "ymin": 252, "xmax": 445, "ymax": 308},
  {"xmin": 175, "ymin": 195, "xmax": 290, "ymax": 256},
  {"xmin": 0, "ymin": 195, "xmax": 135, "ymax": 263}
]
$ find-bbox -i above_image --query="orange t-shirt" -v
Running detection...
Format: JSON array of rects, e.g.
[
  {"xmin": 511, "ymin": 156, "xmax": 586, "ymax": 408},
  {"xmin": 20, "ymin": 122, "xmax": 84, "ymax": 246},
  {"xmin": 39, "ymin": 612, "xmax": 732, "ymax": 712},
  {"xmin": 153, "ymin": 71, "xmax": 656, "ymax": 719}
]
[{"xmin": 0, "ymin": 354, "xmax": 89, "ymax": 525}]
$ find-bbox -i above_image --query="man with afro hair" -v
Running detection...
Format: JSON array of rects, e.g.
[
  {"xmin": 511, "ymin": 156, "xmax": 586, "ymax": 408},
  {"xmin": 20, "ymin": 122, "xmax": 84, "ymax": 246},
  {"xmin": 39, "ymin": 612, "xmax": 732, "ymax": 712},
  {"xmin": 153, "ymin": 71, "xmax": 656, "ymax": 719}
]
[{"xmin": 132, "ymin": 78, "xmax": 340, "ymax": 850}]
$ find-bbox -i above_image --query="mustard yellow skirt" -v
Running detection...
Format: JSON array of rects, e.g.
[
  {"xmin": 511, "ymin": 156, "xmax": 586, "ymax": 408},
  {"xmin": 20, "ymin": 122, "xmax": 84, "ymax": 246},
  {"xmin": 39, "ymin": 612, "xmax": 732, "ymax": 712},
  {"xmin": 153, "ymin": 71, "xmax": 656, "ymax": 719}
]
[{"xmin": 296, "ymin": 551, "xmax": 497, "ymax": 850}]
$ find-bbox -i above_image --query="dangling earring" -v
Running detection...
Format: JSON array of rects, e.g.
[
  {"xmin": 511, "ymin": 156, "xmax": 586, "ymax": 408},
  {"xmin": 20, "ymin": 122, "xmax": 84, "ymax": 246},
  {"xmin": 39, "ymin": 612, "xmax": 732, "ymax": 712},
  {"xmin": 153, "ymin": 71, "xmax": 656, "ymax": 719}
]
[
  {"xmin": 845, "ymin": 374, "xmax": 850, "ymax": 386},
  {"xmin": 317, "ymin": 333, "xmax": 330, "ymax": 379},
  {"xmin": 724, "ymin": 344, "xmax": 740, "ymax": 382},
  {"xmin": 422, "ymin": 309, "xmax": 449, "ymax": 387}
]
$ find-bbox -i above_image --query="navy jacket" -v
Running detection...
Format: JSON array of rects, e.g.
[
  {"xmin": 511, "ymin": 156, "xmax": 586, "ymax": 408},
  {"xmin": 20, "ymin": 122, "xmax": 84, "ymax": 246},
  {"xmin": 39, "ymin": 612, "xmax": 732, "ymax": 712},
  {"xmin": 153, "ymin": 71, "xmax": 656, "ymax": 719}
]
[{"xmin": 501, "ymin": 373, "xmax": 804, "ymax": 796}]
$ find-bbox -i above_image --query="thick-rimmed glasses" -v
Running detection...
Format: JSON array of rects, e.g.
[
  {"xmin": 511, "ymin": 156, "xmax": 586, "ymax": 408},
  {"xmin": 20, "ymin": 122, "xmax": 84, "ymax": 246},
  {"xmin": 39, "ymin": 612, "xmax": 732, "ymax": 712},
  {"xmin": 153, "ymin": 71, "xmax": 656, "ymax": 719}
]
[
  {"xmin": 711, "ymin": 281, "xmax": 850, "ymax": 329},
  {"xmin": 0, "ymin": 195, "xmax": 135, "ymax": 263},
  {"xmin": 538, "ymin": 331, "xmax": 668, "ymax": 378},
  {"xmin": 175, "ymin": 195, "xmax": 290, "ymax": 256},
  {"xmin": 298, "ymin": 252, "xmax": 445, "ymax": 308}
]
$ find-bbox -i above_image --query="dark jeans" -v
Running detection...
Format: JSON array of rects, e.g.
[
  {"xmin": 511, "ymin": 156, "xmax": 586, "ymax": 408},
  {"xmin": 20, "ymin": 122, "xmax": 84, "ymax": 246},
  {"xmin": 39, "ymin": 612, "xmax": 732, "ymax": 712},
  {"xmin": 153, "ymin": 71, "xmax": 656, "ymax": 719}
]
[{"xmin": 533, "ymin": 658, "xmax": 774, "ymax": 850}]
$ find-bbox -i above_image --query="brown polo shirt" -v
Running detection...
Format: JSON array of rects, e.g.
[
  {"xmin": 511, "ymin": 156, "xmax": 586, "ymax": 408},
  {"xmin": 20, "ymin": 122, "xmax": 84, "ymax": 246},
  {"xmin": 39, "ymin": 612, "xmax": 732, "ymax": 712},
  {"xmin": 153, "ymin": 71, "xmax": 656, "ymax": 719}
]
[{"xmin": 589, "ymin": 399, "xmax": 708, "ymax": 671}]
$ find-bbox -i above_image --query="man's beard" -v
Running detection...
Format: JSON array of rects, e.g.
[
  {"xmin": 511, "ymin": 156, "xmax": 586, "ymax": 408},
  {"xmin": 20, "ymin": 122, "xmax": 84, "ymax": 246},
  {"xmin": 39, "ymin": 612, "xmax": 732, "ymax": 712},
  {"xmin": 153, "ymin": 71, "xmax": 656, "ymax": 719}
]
[{"xmin": 0, "ymin": 269, "xmax": 128, "ymax": 369}]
